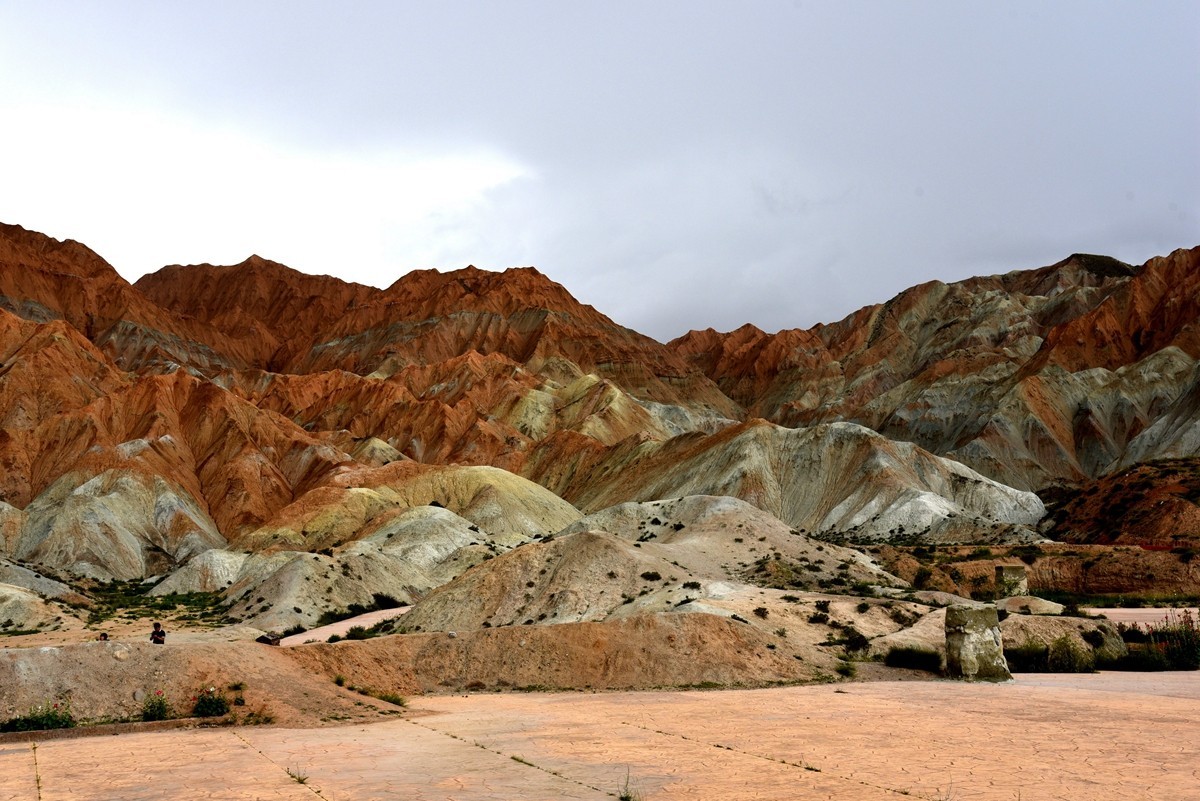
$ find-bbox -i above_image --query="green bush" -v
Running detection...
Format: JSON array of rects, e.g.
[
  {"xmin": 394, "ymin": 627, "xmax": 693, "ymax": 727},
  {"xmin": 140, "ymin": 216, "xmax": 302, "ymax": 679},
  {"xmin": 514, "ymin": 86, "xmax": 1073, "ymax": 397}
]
[
  {"xmin": 0, "ymin": 700, "xmax": 75, "ymax": 732},
  {"xmin": 841, "ymin": 626, "xmax": 870, "ymax": 653},
  {"xmin": 884, "ymin": 645, "xmax": 942, "ymax": 673},
  {"xmin": 141, "ymin": 690, "xmax": 171, "ymax": 721},
  {"xmin": 1047, "ymin": 635, "xmax": 1095, "ymax": 673},
  {"xmin": 192, "ymin": 687, "xmax": 230, "ymax": 718}
]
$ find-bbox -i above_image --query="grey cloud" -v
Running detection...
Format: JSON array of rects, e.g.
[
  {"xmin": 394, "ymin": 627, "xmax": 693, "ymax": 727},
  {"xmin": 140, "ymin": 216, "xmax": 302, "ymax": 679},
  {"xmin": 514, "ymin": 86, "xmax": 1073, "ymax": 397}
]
[{"xmin": 0, "ymin": 1, "xmax": 1196, "ymax": 342}]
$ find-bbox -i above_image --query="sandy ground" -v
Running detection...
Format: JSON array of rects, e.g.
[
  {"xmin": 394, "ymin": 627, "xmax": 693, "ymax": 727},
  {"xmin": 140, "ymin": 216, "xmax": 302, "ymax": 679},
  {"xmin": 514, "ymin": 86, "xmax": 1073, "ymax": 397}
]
[{"xmin": 1, "ymin": 672, "xmax": 1197, "ymax": 800}]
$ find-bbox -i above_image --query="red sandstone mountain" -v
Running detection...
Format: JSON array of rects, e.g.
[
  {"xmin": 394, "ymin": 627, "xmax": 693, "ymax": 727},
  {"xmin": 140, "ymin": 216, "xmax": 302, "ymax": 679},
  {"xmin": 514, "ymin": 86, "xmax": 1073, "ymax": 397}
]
[
  {"xmin": 2, "ymin": 220, "xmax": 1199, "ymax": 590},
  {"xmin": 670, "ymin": 249, "xmax": 1200, "ymax": 489}
]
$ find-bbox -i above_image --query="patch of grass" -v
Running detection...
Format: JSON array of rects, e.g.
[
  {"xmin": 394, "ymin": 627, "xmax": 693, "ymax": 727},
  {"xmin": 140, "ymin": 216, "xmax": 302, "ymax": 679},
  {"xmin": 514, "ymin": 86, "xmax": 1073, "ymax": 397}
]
[
  {"xmin": 618, "ymin": 768, "xmax": 644, "ymax": 801},
  {"xmin": 286, "ymin": 766, "xmax": 308, "ymax": 784},
  {"xmin": 0, "ymin": 700, "xmax": 75, "ymax": 733},
  {"xmin": 834, "ymin": 660, "xmax": 856, "ymax": 678},
  {"xmin": 370, "ymin": 691, "xmax": 407, "ymax": 707}
]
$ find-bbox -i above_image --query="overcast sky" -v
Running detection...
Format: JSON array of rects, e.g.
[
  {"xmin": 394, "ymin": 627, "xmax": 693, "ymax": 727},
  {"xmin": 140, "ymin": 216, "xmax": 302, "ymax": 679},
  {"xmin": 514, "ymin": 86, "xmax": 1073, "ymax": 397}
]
[{"xmin": 1, "ymin": 2, "xmax": 1196, "ymax": 341}]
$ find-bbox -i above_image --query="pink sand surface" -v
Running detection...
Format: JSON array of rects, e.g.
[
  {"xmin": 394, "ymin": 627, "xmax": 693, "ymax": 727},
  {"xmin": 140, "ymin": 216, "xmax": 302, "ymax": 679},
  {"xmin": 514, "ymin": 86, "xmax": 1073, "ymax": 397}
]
[{"xmin": 1, "ymin": 672, "xmax": 1197, "ymax": 800}]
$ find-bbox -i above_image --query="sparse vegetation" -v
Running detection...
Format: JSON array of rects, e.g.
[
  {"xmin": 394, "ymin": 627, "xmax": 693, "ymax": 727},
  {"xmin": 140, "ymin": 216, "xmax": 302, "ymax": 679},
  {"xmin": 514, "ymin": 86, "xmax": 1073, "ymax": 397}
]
[
  {"xmin": 618, "ymin": 768, "xmax": 643, "ymax": 801},
  {"xmin": 1004, "ymin": 640, "xmax": 1049, "ymax": 672},
  {"xmin": 85, "ymin": 579, "xmax": 229, "ymax": 627},
  {"xmin": 884, "ymin": 645, "xmax": 942, "ymax": 673},
  {"xmin": 0, "ymin": 700, "xmax": 75, "ymax": 732},
  {"xmin": 1110, "ymin": 610, "xmax": 1200, "ymax": 671},
  {"xmin": 314, "ymin": 594, "xmax": 406, "ymax": 627}
]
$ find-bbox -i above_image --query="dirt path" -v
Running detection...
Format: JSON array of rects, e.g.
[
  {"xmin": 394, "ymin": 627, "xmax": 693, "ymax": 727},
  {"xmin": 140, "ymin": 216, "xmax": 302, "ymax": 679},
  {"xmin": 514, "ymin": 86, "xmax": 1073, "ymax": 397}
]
[
  {"xmin": 2, "ymin": 672, "xmax": 1196, "ymax": 800},
  {"xmin": 278, "ymin": 607, "xmax": 409, "ymax": 646}
]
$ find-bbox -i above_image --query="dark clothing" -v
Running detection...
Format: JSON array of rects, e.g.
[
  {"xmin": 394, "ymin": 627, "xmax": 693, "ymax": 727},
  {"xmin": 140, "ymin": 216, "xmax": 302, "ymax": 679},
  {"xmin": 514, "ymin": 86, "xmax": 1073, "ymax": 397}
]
[{"xmin": 150, "ymin": 628, "xmax": 166, "ymax": 644}]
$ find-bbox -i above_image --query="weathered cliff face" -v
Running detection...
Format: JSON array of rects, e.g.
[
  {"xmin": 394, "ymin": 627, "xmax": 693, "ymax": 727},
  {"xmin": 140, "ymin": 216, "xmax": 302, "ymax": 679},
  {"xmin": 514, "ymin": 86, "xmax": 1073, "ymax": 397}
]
[
  {"xmin": 1039, "ymin": 458, "xmax": 1200, "ymax": 549},
  {"xmin": 136, "ymin": 257, "xmax": 742, "ymax": 418},
  {"xmin": 670, "ymin": 249, "xmax": 1200, "ymax": 489},
  {"xmin": 2, "ymin": 219, "xmax": 1199, "ymax": 592},
  {"xmin": 0, "ymin": 222, "xmax": 254, "ymax": 373},
  {"xmin": 525, "ymin": 418, "xmax": 1044, "ymax": 543}
]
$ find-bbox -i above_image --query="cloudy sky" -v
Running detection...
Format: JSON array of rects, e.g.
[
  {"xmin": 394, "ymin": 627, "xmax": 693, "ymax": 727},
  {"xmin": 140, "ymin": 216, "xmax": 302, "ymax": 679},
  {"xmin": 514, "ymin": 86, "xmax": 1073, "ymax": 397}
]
[{"xmin": 1, "ymin": 3, "xmax": 1196, "ymax": 341}]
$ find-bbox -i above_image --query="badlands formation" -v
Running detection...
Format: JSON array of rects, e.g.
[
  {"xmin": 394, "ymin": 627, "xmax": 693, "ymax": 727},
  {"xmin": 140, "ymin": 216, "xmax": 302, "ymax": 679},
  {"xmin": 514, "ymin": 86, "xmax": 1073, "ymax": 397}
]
[{"xmin": 1, "ymin": 219, "xmax": 1199, "ymax": 724}]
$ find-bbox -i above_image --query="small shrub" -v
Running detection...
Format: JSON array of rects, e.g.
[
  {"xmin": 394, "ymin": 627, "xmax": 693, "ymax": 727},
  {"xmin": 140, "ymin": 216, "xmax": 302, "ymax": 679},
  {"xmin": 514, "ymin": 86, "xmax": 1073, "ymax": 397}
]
[
  {"xmin": 841, "ymin": 626, "xmax": 870, "ymax": 653},
  {"xmin": 1118, "ymin": 622, "xmax": 1149, "ymax": 643},
  {"xmin": 912, "ymin": 566, "xmax": 933, "ymax": 589},
  {"xmin": 345, "ymin": 625, "xmax": 370, "ymax": 640},
  {"xmin": 856, "ymin": 602, "xmax": 870, "ymax": 614},
  {"xmin": 141, "ymin": 690, "xmax": 171, "ymax": 721},
  {"xmin": 192, "ymin": 687, "xmax": 230, "ymax": 718},
  {"xmin": 835, "ymin": 661, "xmax": 856, "ymax": 678},
  {"xmin": 334, "ymin": 674, "xmax": 346, "ymax": 687},
  {"xmin": 808, "ymin": 612, "xmax": 830, "ymax": 625},
  {"xmin": 753, "ymin": 607, "xmax": 769, "ymax": 619},
  {"xmin": 1081, "ymin": 629, "xmax": 1106, "ymax": 648},
  {"xmin": 639, "ymin": 571, "xmax": 662, "ymax": 581},
  {"xmin": 682, "ymin": 581, "xmax": 701, "ymax": 590},
  {"xmin": 884, "ymin": 645, "xmax": 942, "ymax": 673},
  {"xmin": 373, "ymin": 692, "xmax": 407, "ymax": 707},
  {"xmin": 815, "ymin": 600, "xmax": 831, "ymax": 613},
  {"xmin": 1047, "ymin": 635, "xmax": 1095, "ymax": 673}
]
